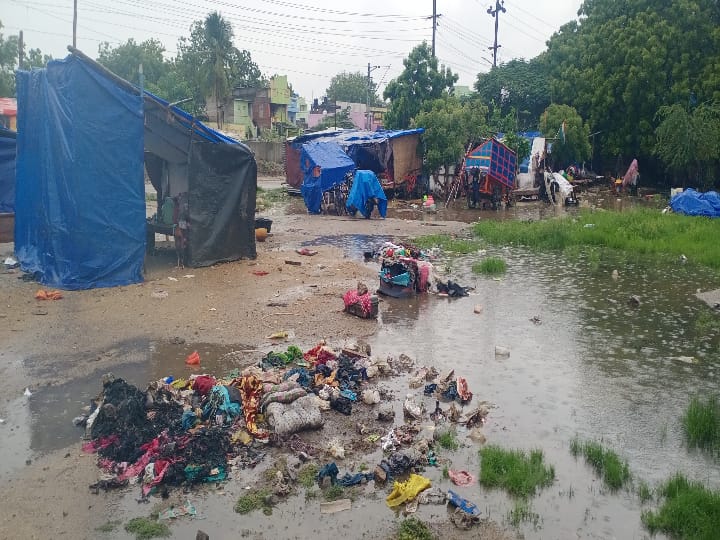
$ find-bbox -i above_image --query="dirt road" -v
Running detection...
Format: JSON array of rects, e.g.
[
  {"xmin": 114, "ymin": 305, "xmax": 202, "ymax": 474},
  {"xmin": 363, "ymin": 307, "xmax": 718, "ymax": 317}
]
[{"xmin": 0, "ymin": 191, "xmax": 473, "ymax": 539}]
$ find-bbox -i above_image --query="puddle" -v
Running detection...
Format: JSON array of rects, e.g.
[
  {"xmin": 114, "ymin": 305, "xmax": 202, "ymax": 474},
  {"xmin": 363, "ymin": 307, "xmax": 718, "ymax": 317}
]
[
  {"xmin": 301, "ymin": 234, "xmax": 395, "ymax": 259},
  {"xmin": 0, "ymin": 341, "xmax": 256, "ymax": 481}
]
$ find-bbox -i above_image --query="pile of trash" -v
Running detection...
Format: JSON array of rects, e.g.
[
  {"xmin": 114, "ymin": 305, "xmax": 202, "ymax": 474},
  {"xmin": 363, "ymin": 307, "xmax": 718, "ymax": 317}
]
[{"xmin": 78, "ymin": 341, "xmax": 409, "ymax": 499}]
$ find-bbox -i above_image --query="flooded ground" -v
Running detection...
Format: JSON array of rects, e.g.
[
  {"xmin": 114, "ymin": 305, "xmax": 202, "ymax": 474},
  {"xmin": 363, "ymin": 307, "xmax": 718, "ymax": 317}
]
[{"xmin": 2, "ymin": 192, "xmax": 717, "ymax": 539}]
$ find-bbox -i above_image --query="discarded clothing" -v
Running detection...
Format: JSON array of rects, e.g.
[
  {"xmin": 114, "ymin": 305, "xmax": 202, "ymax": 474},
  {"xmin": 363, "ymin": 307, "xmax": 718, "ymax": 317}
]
[
  {"xmin": 260, "ymin": 346, "xmax": 304, "ymax": 370},
  {"xmin": 158, "ymin": 500, "xmax": 197, "ymax": 520},
  {"xmin": 339, "ymin": 389, "xmax": 357, "ymax": 402},
  {"xmin": 447, "ymin": 489, "xmax": 480, "ymax": 516},
  {"xmin": 338, "ymin": 472, "xmax": 374, "ymax": 487},
  {"xmin": 418, "ymin": 486, "xmax": 446, "ymax": 505},
  {"xmin": 343, "ymin": 289, "xmax": 378, "ymax": 319},
  {"xmin": 436, "ymin": 280, "xmax": 471, "ymax": 297},
  {"xmin": 456, "ymin": 377, "xmax": 472, "ymax": 402},
  {"xmin": 330, "ymin": 396, "xmax": 353, "ymax": 416},
  {"xmin": 385, "ymin": 473, "xmax": 431, "ymax": 508},
  {"xmin": 192, "ymin": 375, "xmax": 216, "ymax": 397},
  {"xmin": 441, "ymin": 381, "xmax": 459, "ymax": 401},
  {"xmin": 317, "ymin": 462, "xmax": 339, "ymax": 486},
  {"xmin": 303, "ymin": 342, "xmax": 337, "ymax": 366},
  {"xmin": 449, "ymin": 470, "xmax": 476, "ymax": 486},
  {"xmin": 265, "ymin": 394, "xmax": 322, "ymax": 437},
  {"xmin": 259, "ymin": 383, "xmax": 307, "ymax": 411},
  {"xmin": 423, "ymin": 383, "xmax": 437, "ymax": 396},
  {"xmin": 283, "ymin": 367, "xmax": 312, "ymax": 388},
  {"xmin": 202, "ymin": 385, "xmax": 242, "ymax": 423},
  {"xmin": 181, "ymin": 411, "xmax": 198, "ymax": 431},
  {"xmin": 237, "ymin": 375, "xmax": 269, "ymax": 440}
]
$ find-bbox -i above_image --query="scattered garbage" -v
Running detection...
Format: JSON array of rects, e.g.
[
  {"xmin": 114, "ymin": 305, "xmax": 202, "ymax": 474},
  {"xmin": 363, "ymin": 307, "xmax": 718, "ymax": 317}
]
[
  {"xmin": 494, "ymin": 346, "xmax": 510, "ymax": 357},
  {"xmin": 343, "ymin": 282, "xmax": 379, "ymax": 319},
  {"xmin": 320, "ymin": 498, "xmax": 351, "ymax": 514},
  {"xmin": 251, "ymin": 270, "xmax": 269, "ymax": 276},
  {"xmin": 23, "ymin": 387, "xmax": 32, "ymax": 397},
  {"xmin": 296, "ymin": 248, "xmax": 318, "ymax": 256},
  {"xmin": 361, "ymin": 388, "xmax": 381, "ymax": 405},
  {"xmin": 151, "ymin": 290, "xmax": 169, "ymax": 299},
  {"xmin": 265, "ymin": 395, "xmax": 322, "ymax": 436},
  {"xmin": 168, "ymin": 276, "xmax": 178, "ymax": 282},
  {"xmin": 530, "ymin": 315, "xmax": 542, "ymax": 325},
  {"xmin": 628, "ymin": 295, "xmax": 641, "ymax": 307},
  {"xmin": 403, "ymin": 395, "xmax": 424, "ymax": 419},
  {"xmin": 473, "ymin": 304, "xmax": 483, "ymax": 314},
  {"xmin": 447, "ymin": 489, "xmax": 480, "ymax": 516},
  {"xmin": 3, "ymin": 256, "xmax": 18, "ymax": 269},
  {"xmin": 386, "ymin": 473, "xmax": 431, "ymax": 508},
  {"xmin": 158, "ymin": 500, "xmax": 197, "ymax": 520},
  {"xmin": 448, "ymin": 470, "xmax": 476, "ymax": 486},
  {"xmin": 34, "ymin": 289, "xmax": 63, "ymax": 300},
  {"xmin": 284, "ymin": 260, "xmax": 301, "ymax": 266},
  {"xmin": 185, "ymin": 351, "xmax": 201, "ymax": 365},
  {"xmin": 266, "ymin": 331, "xmax": 289, "ymax": 340}
]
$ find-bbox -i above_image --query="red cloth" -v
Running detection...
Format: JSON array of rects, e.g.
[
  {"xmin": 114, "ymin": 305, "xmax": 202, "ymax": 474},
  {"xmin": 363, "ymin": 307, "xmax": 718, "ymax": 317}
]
[
  {"xmin": 343, "ymin": 289, "xmax": 373, "ymax": 315},
  {"xmin": 81, "ymin": 435, "xmax": 118, "ymax": 453},
  {"xmin": 303, "ymin": 343, "xmax": 337, "ymax": 366},
  {"xmin": 192, "ymin": 375, "xmax": 216, "ymax": 396}
]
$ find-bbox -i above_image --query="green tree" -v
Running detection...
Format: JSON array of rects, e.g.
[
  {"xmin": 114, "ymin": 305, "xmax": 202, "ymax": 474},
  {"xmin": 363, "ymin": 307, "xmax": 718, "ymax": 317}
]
[
  {"xmin": 414, "ymin": 95, "xmax": 489, "ymax": 193},
  {"xmin": 383, "ymin": 42, "xmax": 458, "ymax": 129},
  {"xmin": 539, "ymin": 104, "xmax": 591, "ymax": 168},
  {"xmin": 326, "ymin": 71, "xmax": 377, "ymax": 104},
  {"xmin": 25, "ymin": 48, "xmax": 52, "ymax": 69},
  {"xmin": 545, "ymin": 0, "xmax": 720, "ymax": 167},
  {"xmin": 97, "ymin": 38, "xmax": 167, "ymax": 86},
  {"xmin": 313, "ymin": 107, "xmax": 357, "ymax": 131},
  {"xmin": 475, "ymin": 57, "xmax": 550, "ymax": 129},
  {"xmin": 0, "ymin": 22, "xmax": 18, "ymax": 96},
  {"xmin": 654, "ymin": 103, "xmax": 720, "ymax": 189},
  {"xmin": 177, "ymin": 12, "xmax": 262, "ymax": 125}
]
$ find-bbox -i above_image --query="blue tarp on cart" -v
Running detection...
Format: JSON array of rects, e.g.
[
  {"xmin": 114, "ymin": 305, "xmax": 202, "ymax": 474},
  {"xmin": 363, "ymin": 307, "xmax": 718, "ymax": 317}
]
[
  {"xmin": 300, "ymin": 141, "xmax": 355, "ymax": 214},
  {"xmin": 346, "ymin": 170, "xmax": 387, "ymax": 218}
]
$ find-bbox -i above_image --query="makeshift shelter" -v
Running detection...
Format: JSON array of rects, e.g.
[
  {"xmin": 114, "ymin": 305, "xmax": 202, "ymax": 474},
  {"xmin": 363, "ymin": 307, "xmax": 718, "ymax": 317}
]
[
  {"xmin": 0, "ymin": 127, "xmax": 15, "ymax": 213},
  {"xmin": 14, "ymin": 49, "xmax": 256, "ymax": 290},
  {"xmin": 670, "ymin": 189, "xmax": 720, "ymax": 218},
  {"xmin": 285, "ymin": 128, "xmax": 424, "ymax": 193},
  {"xmin": 300, "ymin": 141, "xmax": 355, "ymax": 214},
  {"xmin": 346, "ymin": 170, "xmax": 387, "ymax": 218}
]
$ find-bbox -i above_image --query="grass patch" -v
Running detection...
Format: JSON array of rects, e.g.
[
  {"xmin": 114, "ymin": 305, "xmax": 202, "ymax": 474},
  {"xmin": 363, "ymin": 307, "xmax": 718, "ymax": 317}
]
[
  {"xmin": 234, "ymin": 489, "xmax": 273, "ymax": 515},
  {"xmin": 473, "ymin": 208, "xmax": 720, "ymax": 269},
  {"xmin": 479, "ymin": 445, "xmax": 555, "ymax": 498},
  {"xmin": 570, "ymin": 438, "xmax": 630, "ymax": 490},
  {"xmin": 437, "ymin": 430, "xmax": 459, "ymax": 451},
  {"xmin": 323, "ymin": 484, "xmax": 345, "ymax": 501},
  {"xmin": 682, "ymin": 396, "xmax": 720, "ymax": 453},
  {"xmin": 298, "ymin": 463, "xmax": 319, "ymax": 489},
  {"xmin": 442, "ymin": 465, "xmax": 449, "ymax": 479},
  {"xmin": 642, "ymin": 473, "xmax": 720, "ymax": 539},
  {"xmin": 413, "ymin": 234, "xmax": 482, "ymax": 255},
  {"xmin": 96, "ymin": 520, "xmax": 121, "ymax": 533},
  {"xmin": 305, "ymin": 489, "xmax": 318, "ymax": 501},
  {"xmin": 472, "ymin": 256, "xmax": 507, "ymax": 275},
  {"xmin": 638, "ymin": 481, "xmax": 653, "ymax": 503},
  {"xmin": 396, "ymin": 517, "xmax": 435, "ymax": 540},
  {"xmin": 256, "ymin": 186, "xmax": 287, "ymax": 210},
  {"xmin": 508, "ymin": 499, "xmax": 540, "ymax": 528},
  {"xmin": 124, "ymin": 517, "xmax": 170, "ymax": 540}
]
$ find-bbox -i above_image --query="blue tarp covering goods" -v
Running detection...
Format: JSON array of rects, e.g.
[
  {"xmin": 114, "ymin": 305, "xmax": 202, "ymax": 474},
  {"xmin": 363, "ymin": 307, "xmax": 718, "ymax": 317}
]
[
  {"xmin": 670, "ymin": 188, "xmax": 720, "ymax": 218},
  {"xmin": 346, "ymin": 170, "xmax": 387, "ymax": 218},
  {"xmin": 0, "ymin": 127, "xmax": 15, "ymax": 213},
  {"xmin": 300, "ymin": 141, "xmax": 355, "ymax": 214},
  {"xmin": 15, "ymin": 55, "xmax": 145, "ymax": 289}
]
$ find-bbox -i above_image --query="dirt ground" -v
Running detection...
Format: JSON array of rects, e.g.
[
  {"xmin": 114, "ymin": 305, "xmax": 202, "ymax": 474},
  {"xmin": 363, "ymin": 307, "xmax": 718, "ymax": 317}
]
[{"xmin": 0, "ymin": 184, "xmax": 485, "ymax": 539}]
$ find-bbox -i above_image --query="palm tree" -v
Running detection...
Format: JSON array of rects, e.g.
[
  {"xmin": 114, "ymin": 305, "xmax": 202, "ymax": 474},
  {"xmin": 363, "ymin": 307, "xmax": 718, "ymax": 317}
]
[{"xmin": 201, "ymin": 12, "xmax": 234, "ymax": 129}]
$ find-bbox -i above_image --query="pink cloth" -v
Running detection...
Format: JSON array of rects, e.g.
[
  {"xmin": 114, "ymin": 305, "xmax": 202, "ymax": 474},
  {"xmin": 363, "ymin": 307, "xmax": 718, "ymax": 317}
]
[
  {"xmin": 622, "ymin": 159, "xmax": 639, "ymax": 188},
  {"xmin": 449, "ymin": 469, "xmax": 476, "ymax": 486},
  {"xmin": 82, "ymin": 435, "xmax": 118, "ymax": 453},
  {"xmin": 343, "ymin": 289, "xmax": 373, "ymax": 315},
  {"xmin": 417, "ymin": 261, "xmax": 433, "ymax": 292}
]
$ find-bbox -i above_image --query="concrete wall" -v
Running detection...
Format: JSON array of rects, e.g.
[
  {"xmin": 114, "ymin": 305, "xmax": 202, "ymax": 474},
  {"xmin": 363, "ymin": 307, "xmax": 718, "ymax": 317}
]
[{"xmin": 245, "ymin": 140, "xmax": 284, "ymax": 164}]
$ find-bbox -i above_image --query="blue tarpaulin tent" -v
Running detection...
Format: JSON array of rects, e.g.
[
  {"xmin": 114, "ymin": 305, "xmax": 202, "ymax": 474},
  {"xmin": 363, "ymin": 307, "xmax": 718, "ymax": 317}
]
[
  {"xmin": 300, "ymin": 141, "xmax": 355, "ymax": 213},
  {"xmin": 0, "ymin": 127, "xmax": 15, "ymax": 213},
  {"xmin": 670, "ymin": 188, "xmax": 720, "ymax": 218},
  {"xmin": 15, "ymin": 55, "xmax": 145, "ymax": 289},
  {"xmin": 346, "ymin": 170, "xmax": 387, "ymax": 218}
]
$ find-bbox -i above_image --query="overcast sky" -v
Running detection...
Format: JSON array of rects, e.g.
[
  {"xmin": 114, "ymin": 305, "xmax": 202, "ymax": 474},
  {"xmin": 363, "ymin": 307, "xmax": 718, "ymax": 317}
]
[{"xmin": 4, "ymin": 0, "xmax": 583, "ymax": 100}]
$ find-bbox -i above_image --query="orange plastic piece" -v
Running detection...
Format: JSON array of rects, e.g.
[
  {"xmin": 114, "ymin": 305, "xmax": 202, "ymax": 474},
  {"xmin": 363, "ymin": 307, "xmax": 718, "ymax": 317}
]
[
  {"xmin": 35, "ymin": 289, "xmax": 63, "ymax": 300},
  {"xmin": 185, "ymin": 351, "xmax": 201, "ymax": 365}
]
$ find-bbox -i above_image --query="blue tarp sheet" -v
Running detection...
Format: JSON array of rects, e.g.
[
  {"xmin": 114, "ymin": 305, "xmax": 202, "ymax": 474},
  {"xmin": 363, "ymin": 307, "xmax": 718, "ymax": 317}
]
[
  {"xmin": 15, "ymin": 55, "xmax": 145, "ymax": 289},
  {"xmin": 0, "ymin": 127, "xmax": 15, "ymax": 213},
  {"xmin": 346, "ymin": 170, "xmax": 387, "ymax": 218},
  {"xmin": 670, "ymin": 188, "xmax": 720, "ymax": 218},
  {"xmin": 300, "ymin": 141, "xmax": 355, "ymax": 213}
]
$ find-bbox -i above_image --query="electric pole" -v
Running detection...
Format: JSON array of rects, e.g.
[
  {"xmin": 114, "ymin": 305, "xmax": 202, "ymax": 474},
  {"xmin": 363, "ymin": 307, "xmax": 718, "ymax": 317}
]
[
  {"xmin": 18, "ymin": 31, "xmax": 24, "ymax": 69},
  {"xmin": 73, "ymin": 0, "xmax": 77, "ymax": 48},
  {"xmin": 487, "ymin": 0, "xmax": 506, "ymax": 67},
  {"xmin": 432, "ymin": 0, "xmax": 437, "ymax": 57},
  {"xmin": 366, "ymin": 63, "xmax": 380, "ymax": 130}
]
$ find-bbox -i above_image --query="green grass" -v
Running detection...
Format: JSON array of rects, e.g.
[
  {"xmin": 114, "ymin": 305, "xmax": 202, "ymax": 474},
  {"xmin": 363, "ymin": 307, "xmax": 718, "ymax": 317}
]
[
  {"xmin": 412, "ymin": 234, "xmax": 482, "ymax": 255},
  {"xmin": 124, "ymin": 517, "xmax": 170, "ymax": 540},
  {"xmin": 396, "ymin": 518, "xmax": 435, "ymax": 540},
  {"xmin": 682, "ymin": 396, "xmax": 720, "ymax": 453},
  {"xmin": 638, "ymin": 481, "xmax": 653, "ymax": 503},
  {"xmin": 234, "ymin": 489, "xmax": 273, "ymax": 515},
  {"xmin": 479, "ymin": 445, "xmax": 555, "ymax": 498},
  {"xmin": 508, "ymin": 499, "xmax": 540, "ymax": 528},
  {"xmin": 442, "ymin": 465, "xmax": 449, "ymax": 479},
  {"xmin": 473, "ymin": 208, "xmax": 720, "ymax": 269},
  {"xmin": 472, "ymin": 256, "xmax": 507, "ymax": 275},
  {"xmin": 256, "ymin": 187, "xmax": 288, "ymax": 210},
  {"xmin": 323, "ymin": 484, "xmax": 345, "ymax": 501},
  {"xmin": 298, "ymin": 464, "xmax": 319, "ymax": 489},
  {"xmin": 642, "ymin": 473, "xmax": 720, "ymax": 539},
  {"xmin": 437, "ymin": 430, "xmax": 459, "ymax": 450},
  {"xmin": 570, "ymin": 438, "xmax": 630, "ymax": 490},
  {"xmin": 96, "ymin": 520, "xmax": 121, "ymax": 533}
]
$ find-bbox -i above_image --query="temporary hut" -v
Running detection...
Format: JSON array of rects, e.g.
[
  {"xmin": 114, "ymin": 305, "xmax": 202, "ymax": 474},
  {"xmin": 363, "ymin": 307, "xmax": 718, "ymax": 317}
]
[
  {"xmin": 14, "ymin": 49, "xmax": 256, "ymax": 289},
  {"xmin": 299, "ymin": 141, "xmax": 355, "ymax": 214}
]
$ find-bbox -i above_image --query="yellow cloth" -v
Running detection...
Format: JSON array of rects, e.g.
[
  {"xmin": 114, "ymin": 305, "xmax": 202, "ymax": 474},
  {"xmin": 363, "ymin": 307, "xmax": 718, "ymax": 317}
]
[{"xmin": 385, "ymin": 473, "xmax": 431, "ymax": 508}]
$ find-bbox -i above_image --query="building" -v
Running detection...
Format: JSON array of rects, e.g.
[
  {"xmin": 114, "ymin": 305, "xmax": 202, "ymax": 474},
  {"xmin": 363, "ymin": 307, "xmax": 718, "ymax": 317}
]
[
  {"xmin": 0, "ymin": 98, "xmax": 17, "ymax": 131},
  {"xmin": 307, "ymin": 98, "xmax": 386, "ymax": 131}
]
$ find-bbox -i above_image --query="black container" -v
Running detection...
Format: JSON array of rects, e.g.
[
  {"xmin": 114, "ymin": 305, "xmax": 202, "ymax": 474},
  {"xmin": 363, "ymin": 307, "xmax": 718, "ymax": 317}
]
[{"xmin": 254, "ymin": 217, "xmax": 273, "ymax": 233}]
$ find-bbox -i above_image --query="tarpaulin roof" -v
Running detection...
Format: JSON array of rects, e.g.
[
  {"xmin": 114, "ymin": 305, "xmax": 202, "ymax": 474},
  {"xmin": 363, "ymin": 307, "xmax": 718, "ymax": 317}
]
[
  {"xmin": 670, "ymin": 188, "xmax": 720, "ymax": 218},
  {"xmin": 291, "ymin": 128, "xmax": 424, "ymax": 147},
  {"xmin": 346, "ymin": 170, "xmax": 387, "ymax": 218},
  {"xmin": 0, "ymin": 127, "xmax": 15, "ymax": 213},
  {"xmin": 14, "ymin": 49, "xmax": 256, "ymax": 289},
  {"xmin": 300, "ymin": 141, "xmax": 355, "ymax": 214}
]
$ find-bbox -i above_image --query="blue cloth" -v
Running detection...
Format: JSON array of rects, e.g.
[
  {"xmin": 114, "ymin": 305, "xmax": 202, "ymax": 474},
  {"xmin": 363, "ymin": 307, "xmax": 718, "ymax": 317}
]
[
  {"xmin": 181, "ymin": 410, "xmax": 198, "ymax": 431},
  {"xmin": 15, "ymin": 55, "xmax": 145, "ymax": 289},
  {"xmin": 317, "ymin": 462, "xmax": 339, "ymax": 486},
  {"xmin": 283, "ymin": 367, "xmax": 312, "ymax": 388},
  {"xmin": 203, "ymin": 385, "xmax": 242, "ymax": 420},
  {"xmin": 337, "ymin": 472, "xmax": 374, "ymax": 487},
  {"xmin": 670, "ymin": 188, "xmax": 720, "ymax": 218},
  {"xmin": 300, "ymin": 141, "xmax": 355, "ymax": 214},
  {"xmin": 380, "ymin": 271, "xmax": 411, "ymax": 286},
  {"xmin": 346, "ymin": 170, "xmax": 387, "ymax": 218},
  {"xmin": 0, "ymin": 127, "xmax": 15, "ymax": 213}
]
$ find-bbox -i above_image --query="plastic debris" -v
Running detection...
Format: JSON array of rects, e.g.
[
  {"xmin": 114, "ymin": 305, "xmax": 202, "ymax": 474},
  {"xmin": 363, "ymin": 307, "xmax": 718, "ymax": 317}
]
[
  {"xmin": 448, "ymin": 470, "xmax": 475, "ymax": 486},
  {"xmin": 34, "ymin": 289, "xmax": 63, "ymax": 300},
  {"xmin": 185, "ymin": 351, "xmax": 201, "ymax": 365},
  {"xmin": 328, "ymin": 439, "xmax": 345, "ymax": 459},
  {"xmin": 267, "ymin": 331, "xmax": 289, "ymax": 340},
  {"xmin": 168, "ymin": 276, "xmax": 178, "ymax": 281},
  {"xmin": 23, "ymin": 387, "xmax": 32, "ymax": 397},
  {"xmin": 381, "ymin": 428, "xmax": 399, "ymax": 451},
  {"xmin": 403, "ymin": 395, "xmax": 424, "ymax": 419},
  {"xmin": 386, "ymin": 473, "xmax": 431, "ymax": 508},
  {"xmin": 447, "ymin": 489, "xmax": 480, "ymax": 515},
  {"xmin": 158, "ymin": 500, "xmax": 197, "ymax": 520},
  {"xmin": 4, "ymin": 256, "xmax": 18, "ymax": 268},
  {"xmin": 320, "ymin": 498, "xmax": 351, "ymax": 514},
  {"xmin": 361, "ymin": 389, "xmax": 381, "ymax": 405}
]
